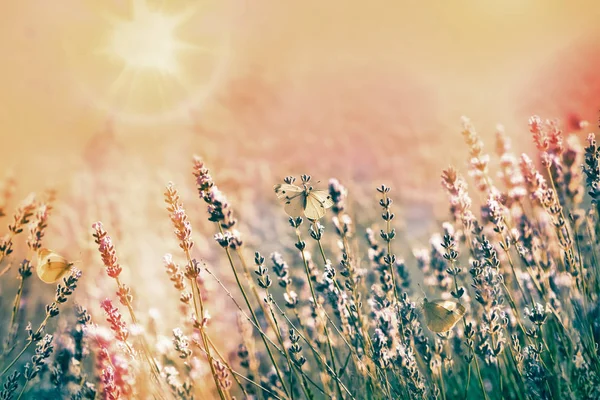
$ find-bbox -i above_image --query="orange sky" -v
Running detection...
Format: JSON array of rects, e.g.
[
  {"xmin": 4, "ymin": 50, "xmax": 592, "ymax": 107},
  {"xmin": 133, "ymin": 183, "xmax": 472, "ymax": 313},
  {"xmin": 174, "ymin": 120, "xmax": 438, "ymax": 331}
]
[{"xmin": 1, "ymin": 0, "xmax": 599, "ymax": 198}]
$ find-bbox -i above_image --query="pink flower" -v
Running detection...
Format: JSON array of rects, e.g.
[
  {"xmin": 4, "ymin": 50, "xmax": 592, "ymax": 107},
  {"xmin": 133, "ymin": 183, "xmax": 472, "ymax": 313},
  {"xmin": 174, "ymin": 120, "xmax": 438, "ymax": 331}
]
[
  {"xmin": 101, "ymin": 366, "xmax": 121, "ymax": 400},
  {"xmin": 101, "ymin": 299, "xmax": 129, "ymax": 343},
  {"xmin": 92, "ymin": 222, "xmax": 122, "ymax": 278}
]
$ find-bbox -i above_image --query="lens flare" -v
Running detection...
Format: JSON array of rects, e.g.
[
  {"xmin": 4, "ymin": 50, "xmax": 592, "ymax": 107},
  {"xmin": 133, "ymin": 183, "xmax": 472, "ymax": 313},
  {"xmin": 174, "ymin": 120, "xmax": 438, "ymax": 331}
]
[
  {"xmin": 65, "ymin": 0, "xmax": 232, "ymax": 124},
  {"xmin": 106, "ymin": 1, "xmax": 183, "ymax": 75}
]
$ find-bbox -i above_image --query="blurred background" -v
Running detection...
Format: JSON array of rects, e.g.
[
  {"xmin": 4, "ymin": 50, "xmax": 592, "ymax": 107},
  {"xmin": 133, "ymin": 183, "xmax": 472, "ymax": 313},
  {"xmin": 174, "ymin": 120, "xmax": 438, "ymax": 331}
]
[
  {"xmin": 1, "ymin": 0, "xmax": 600, "ymax": 322},
  {"xmin": 2, "ymin": 0, "xmax": 600, "ymax": 187}
]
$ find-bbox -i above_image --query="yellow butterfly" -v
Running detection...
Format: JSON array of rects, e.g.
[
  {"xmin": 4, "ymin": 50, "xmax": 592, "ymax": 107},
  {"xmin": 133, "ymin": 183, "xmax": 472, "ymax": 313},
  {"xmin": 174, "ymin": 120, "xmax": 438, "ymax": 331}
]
[
  {"xmin": 36, "ymin": 248, "xmax": 74, "ymax": 284},
  {"xmin": 274, "ymin": 183, "xmax": 334, "ymax": 221},
  {"xmin": 422, "ymin": 297, "xmax": 466, "ymax": 333}
]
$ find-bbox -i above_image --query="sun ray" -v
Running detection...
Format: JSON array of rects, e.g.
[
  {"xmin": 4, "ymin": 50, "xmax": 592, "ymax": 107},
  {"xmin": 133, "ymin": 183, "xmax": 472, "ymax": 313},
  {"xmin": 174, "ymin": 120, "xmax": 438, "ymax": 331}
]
[
  {"xmin": 67, "ymin": 0, "xmax": 232, "ymax": 123},
  {"xmin": 124, "ymin": 70, "xmax": 141, "ymax": 110},
  {"xmin": 155, "ymin": 71, "xmax": 168, "ymax": 109},
  {"xmin": 107, "ymin": 66, "xmax": 133, "ymax": 99},
  {"xmin": 103, "ymin": 0, "xmax": 187, "ymax": 76},
  {"xmin": 176, "ymin": 43, "xmax": 220, "ymax": 54}
]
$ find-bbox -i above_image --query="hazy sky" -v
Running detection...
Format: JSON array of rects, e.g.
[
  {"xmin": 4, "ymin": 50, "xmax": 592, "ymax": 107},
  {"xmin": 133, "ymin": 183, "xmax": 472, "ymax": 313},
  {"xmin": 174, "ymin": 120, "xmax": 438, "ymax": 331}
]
[{"xmin": 1, "ymin": 0, "xmax": 599, "ymax": 193}]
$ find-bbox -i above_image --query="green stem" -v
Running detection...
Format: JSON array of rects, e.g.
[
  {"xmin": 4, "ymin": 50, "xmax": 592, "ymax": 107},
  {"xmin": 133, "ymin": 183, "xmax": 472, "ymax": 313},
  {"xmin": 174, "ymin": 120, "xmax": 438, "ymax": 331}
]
[
  {"xmin": 177, "ymin": 252, "xmax": 226, "ymax": 400},
  {"xmin": 9, "ymin": 276, "xmax": 26, "ymax": 330},
  {"xmin": 302, "ymin": 224, "xmax": 344, "ymax": 398},
  {"xmin": 463, "ymin": 363, "xmax": 471, "ymax": 400},
  {"xmin": 265, "ymin": 296, "xmax": 311, "ymax": 400},
  {"xmin": 473, "ymin": 355, "xmax": 489, "ymax": 400},
  {"xmin": 217, "ymin": 234, "xmax": 291, "ymax": 399},
  {"xmin": 16, "ymin": 381, "xmax": 27, "ymax": 400},
  {"xmin": 114, "ymin": 277, "xmax": 170, "ymax": 400},
  {"xmin": 271, "ymin": 299, "xmax": 356, "ymax": 399},
  {"xmin": 0, "ymin": 340, "xmax": 30, "ymax": 378},
  {"xmin": 206, "ymin": 336, "xmax": 249, "ymax": 399}
]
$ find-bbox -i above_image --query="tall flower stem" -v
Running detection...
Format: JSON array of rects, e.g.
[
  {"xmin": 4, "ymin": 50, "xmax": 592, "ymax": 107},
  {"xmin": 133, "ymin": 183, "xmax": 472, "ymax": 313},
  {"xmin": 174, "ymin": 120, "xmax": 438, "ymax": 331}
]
[
  {"xmin": 216, "ymin": 228, "xmax": 291, "ymax": 399},
  {"xmin": 181, "ymin": 249, "xmax": 227, "ymax": 400}
]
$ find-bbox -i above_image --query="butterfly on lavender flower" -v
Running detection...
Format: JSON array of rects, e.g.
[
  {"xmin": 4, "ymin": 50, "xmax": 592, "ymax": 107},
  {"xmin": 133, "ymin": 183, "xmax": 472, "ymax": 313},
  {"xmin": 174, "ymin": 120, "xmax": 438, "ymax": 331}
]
[{"xmin": 274, "ymin": 183, "xmax": 333, "ymax": 221}]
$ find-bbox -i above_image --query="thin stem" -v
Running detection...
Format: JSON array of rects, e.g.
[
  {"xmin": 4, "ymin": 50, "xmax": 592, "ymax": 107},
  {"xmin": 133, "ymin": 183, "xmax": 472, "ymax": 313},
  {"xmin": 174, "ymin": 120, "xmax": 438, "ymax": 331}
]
[
  {"xmin": 505, "ymin": 346, "xmax": 526, "ymax": 400},
  {"xmin": 299, "ymin": 225, "xmax": 343, "ymax": 397},
  {"xmin": 0, "ymin": 232, "xmax": 16, "ymax": 267},
  {"xmin": 197, "ymin": 334, "xmax": 283, "ymax": 400},
  {"xmin": 9, "ymin": 278, "xmax": 25, "ymax": 329},
  {"xmin": 0, "ymin": 259, "xmax": 13, "ymax": 277},
  {"xmin": 0, "ymin": 340, "xmax": 30, "ymax": 378},
  {"xmin": 216, "ymin": 232, "xmax": 291, "ymax": 398},
  {"xmin": 503, "ymin": 247, "xmax": 533, "ymax": 306},
  {"xmin": 0, "ymin": 309, "xmax": 52, "ymax": 378},
  {"xmin": 206, "ymin": 337, "xmax": 249, "ymax": 399},
  {"xmin": 179, "ymin": 250, "xmax": 226, "ymax": 400},
  {"xmin": 264, "ymin": 297, "xmax": 312, "ymax": 400},
  {"xmin": 202, "ymin": 268, "xmax": 284, "ymax": 353},
  {"xmin": 463, "ymin": 362, "xmax": 471, "ymax": 400},
  {"xmin": 16, "ymin": 381, "xmax": 27, "ymax": 400},
  {"xmin": 439, "ymin": 368, "xmax": 446, "ymax": 400},
  {"xmin": 473, "ymin": 355, "xmax": 489, "ymax": 400},
  {"xmin": 114, "ymin": 277, "xmax": 171, "ymax": 400},
  {"xmin": 379, "ymin": 191, "xmax": 399, "ymax": 303},
  {"xmin": 271, "ymin": 300, "xmax": 357, "ymax": 399}
]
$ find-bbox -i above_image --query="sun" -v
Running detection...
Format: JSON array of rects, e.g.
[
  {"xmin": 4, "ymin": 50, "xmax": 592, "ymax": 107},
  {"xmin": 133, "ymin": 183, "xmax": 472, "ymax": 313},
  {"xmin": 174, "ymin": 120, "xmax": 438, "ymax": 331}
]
[
  {"xmin": 99, "ymin": 0, "xmax": 194, "ymax": 76},
  {"xmin": 108, "ymin": 1, "xmax": 184, "ymax": 75},
  {"xmin": 65, "ymin": 0, "xmax": 232, "ymax": 124}
]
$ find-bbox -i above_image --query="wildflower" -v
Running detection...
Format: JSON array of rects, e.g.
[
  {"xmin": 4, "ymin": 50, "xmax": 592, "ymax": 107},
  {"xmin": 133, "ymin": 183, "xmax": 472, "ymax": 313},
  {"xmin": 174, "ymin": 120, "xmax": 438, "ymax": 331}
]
[
  {"xmin": 288, "ymin": 329, "xmax": 306, "ymax": 368},
  {"xmin": 0, "ymin": 172, "xmax": 16, "ymax": 219},
  {"xmin": 26, "ymin": 204, "xmax": 49, "ymax": 251},
  {"xmin": 164, "ymin": 253, "xmax": 186, "ymax": 291},
  {"xmin": 24, "ymin": 334, "xmax": 54, "ymax": 382},
  {"xmin": 562, "ymin": 135, "xmax": 584, "ymax": 205},
  {"xmin": 529, "ymin": 115, "xmax": 549, "ymax": 152},
  {"xmin": 193, "ymin": 157, "xmax": 237, "ymax": 229},
  {"xmin": 164, "ymin": 183, "xmax": 194, "ymax": 252},
  {"xmin": 270, "ymin": 252, "xmax": 291, "ymax": 288},
  {"xmin": 92, "ymin": 222, "xmax": 122, "ymax": 279},
  {"xmin": 461, "ymin": 116, "xmax": 492, "ymax": 193},
  {"xmin": 328, "ymin": 178, "xmax": 348, "ymax": 214},
  {"xmin": 214, "ymin": 230, "xmax": 242, "ymax": 249},
  {"xmin": 213, "ymin": 360, "xmax": 231, "ymax": 392},
  {"xmin": 519, "ymin": 154, "xmax": 548, "ymax": 202},
  {"xmin": 101, "ymin": 366, "xmax": 121, "ymax": 400},
  {"xmin": 0, "ymin": 371, "xmax": 20, "ymax": 400},
  {"xmin": 183, "ymin": 258, "xmax": 202, "ymax": 280},
  {"xmin": 524, "ymin": 303, "xmax": 548, "ymax": 326},
  {"xmin": 441, "ymin": 166, "xmax": 476, "ymax": 229},
  {"xmin": 172, "ymin": 328, "xmax": 192, "ymax": 359},
  {"xmin": 522, "ymin": 344, "xmax": 549, "ymax": 399},
  {"xmin": 7, "ymin": 194, "xmax": 36, "ymax": 236},
  {"xmin": 496, "ymin": 128, "xmax": 527, "ymax": 205},
  {"xmin": 583, "ymin": 132, "xmax": 600, "ymax": 202},
  {"xmin": 101, "ymin": 299, "xmax": 129, "ymax": 343},
  {"xmin": 0, "ymin": 194, "xmax": 36, "ymax": 262},
  {"xmin": 253, "ymin": 251, "xmax": 272, "ymax": 289}
]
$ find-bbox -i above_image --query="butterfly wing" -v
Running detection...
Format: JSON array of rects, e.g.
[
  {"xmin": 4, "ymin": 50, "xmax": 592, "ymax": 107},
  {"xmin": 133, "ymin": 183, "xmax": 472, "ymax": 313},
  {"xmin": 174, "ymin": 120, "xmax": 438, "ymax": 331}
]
[
  {"xmin": 274, "ymin": 184, "xmax": 303, "ymax": 200},
  {"xmin": 274, "ymin": 184, "xmax": 306, "ymax": 218},
  {"xmin": 424, "ymin": 299, "xmax": 466, "ymax": 333},
  {"xmin": 36, "ymin": 248, "xmax": 72, "ymax": 284},
  {"xmin": 311, "ymin": 190, "xmax": 334, "ymax": 208},
  {"xmin": 304, "ymin": 190, "xmax": 333, "ymax": 220},
  {"xmin": 283, "ymin": 194, "xmax": 306, "ymax": 218}
]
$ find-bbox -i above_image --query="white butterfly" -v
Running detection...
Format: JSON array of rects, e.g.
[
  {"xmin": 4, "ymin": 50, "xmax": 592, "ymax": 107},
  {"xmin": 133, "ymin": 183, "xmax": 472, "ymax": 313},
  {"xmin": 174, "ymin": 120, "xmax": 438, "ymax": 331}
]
[
  {"xmin": 36, "ymin": 248, "xmax": 74, "ymax": 284},
  {"xmin": 274, "ymin": 183, "xmax": 334, "ymax": 221},
  {"xmin": 422, "ymin": 297, "xmax": 466, "ymax": 333}
]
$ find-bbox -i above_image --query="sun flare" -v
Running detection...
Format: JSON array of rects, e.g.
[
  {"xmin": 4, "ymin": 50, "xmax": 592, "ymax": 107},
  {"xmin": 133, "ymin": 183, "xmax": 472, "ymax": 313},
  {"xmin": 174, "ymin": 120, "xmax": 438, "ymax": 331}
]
[
  {"xmin": 65, "ymin": 0, "xmax": 231, "ymax": 123},
  {"xmin": 108, "ymin": 2, "xmax": 183, "ymax": 75},
  {"xmin": 102, "ymin": 0, "xmax": 191, "ymax": 76}
]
